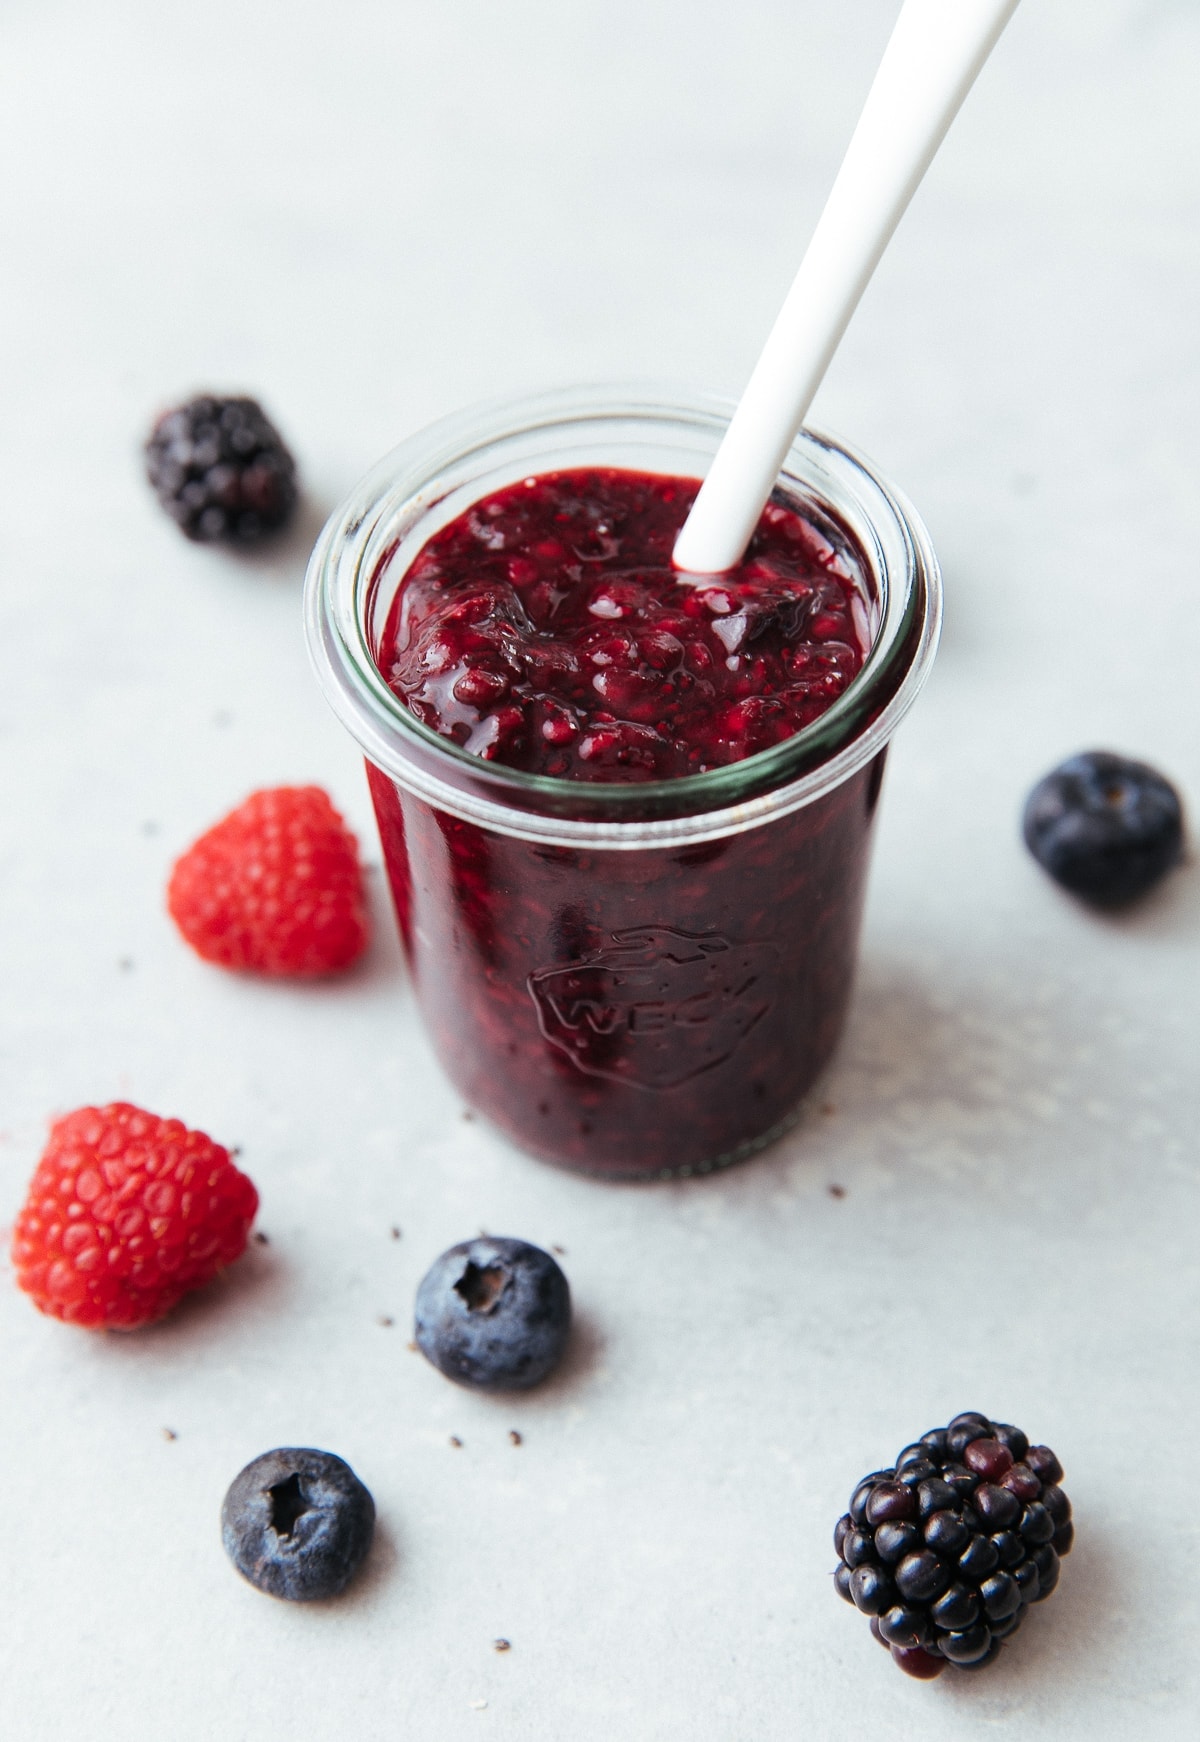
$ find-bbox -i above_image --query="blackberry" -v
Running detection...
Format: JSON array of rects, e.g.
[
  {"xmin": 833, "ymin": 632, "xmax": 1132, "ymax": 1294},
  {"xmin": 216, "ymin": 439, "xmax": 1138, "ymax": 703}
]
[
  {"xmin": 144, "ymin": 394, "xmax": 298, "ymax": 543},
  {"xmin": 1023, "ymin": 751, "xmax": 1184, "ymax": 906},
  {"xmin": 834, "ymin": 1413, "xmax": 1071, "ymax": 1678}
]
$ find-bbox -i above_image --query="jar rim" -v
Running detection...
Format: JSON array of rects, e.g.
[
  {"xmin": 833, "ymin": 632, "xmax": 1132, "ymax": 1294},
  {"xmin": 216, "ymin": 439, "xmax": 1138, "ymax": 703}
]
[{"xmin": 303, "ymin": 383, "xmax": 942, "ymax": 848}]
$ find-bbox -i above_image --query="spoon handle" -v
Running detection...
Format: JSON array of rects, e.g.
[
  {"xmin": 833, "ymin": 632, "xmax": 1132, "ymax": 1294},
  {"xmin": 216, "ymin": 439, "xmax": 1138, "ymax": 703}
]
[{"xmin": 673, "ymin": 0, "xmax": 1021, "ymax": 575}]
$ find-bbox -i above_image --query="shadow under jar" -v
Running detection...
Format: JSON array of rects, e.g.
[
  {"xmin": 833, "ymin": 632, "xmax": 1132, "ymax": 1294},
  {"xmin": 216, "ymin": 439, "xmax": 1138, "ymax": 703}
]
[{"xmin": 305, "ymin": 387, "xmax": 940, "ymax": 1180}]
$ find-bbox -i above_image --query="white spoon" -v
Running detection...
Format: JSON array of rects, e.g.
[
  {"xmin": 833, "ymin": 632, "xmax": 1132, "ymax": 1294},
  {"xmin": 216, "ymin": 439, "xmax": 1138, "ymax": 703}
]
[{"xmin": 673, "ymin": 0, "xmax": 1022, "ymax": 576}]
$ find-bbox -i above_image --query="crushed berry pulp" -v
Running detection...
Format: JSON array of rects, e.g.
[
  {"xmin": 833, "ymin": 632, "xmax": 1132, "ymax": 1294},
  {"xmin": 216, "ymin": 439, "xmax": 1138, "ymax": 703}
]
[{"xmin": 376, "ymin": 468, "xmax": 871, "ymax": 782}]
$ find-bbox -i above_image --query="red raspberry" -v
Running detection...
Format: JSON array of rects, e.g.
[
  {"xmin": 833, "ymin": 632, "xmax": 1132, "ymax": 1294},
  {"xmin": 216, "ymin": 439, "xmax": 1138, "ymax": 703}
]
[
  {"xmin": 167, "ymin": 786, "xmax": 368, "ymax": 976},
  {"xmin": 11, "ymin": 1103, "xmax": 259, "ymax": 1329}
]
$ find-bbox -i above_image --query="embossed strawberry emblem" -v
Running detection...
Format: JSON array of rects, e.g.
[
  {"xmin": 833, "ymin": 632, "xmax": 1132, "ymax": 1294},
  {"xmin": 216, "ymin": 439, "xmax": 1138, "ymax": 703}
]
[{"xmin": 527, "ymin": 926, "xmax": 773, "ymax": 1090}]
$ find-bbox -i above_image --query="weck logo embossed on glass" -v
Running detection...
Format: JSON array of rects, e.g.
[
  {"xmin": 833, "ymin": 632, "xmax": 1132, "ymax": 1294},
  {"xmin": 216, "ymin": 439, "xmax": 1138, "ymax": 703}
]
[{"xmin": 527, "ymin": 925, "xmax": 773, "ymax": 1090}]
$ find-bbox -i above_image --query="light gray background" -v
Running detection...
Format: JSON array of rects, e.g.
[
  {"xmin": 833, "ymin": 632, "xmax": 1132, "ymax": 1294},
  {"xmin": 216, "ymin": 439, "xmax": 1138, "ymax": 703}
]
[{"xmin": 2, "ymin": 1, "xmax": 1198, "ymax": 1736}]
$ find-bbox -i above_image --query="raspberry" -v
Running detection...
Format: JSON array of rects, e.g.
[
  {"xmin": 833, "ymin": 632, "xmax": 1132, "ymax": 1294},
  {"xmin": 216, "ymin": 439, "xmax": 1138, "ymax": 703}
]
[
  {"xmin": 168, "ymin": 786, "xmax": 369, "ymax": 977},
  {"xmin": 144, "ymin": 393, "xmax": 298, "ymax": 544},
  {"xmin": 11, "ymin": 1103, "xmax": 259, "ymax": 1329}
]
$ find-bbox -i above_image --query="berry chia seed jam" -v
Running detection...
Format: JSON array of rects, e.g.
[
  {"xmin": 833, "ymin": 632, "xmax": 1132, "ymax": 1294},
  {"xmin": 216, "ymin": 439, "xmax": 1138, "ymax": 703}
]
[
  {"xmin": 376, "ymin": 468, "xmax": 869, "ymax": 783},
  {"xmin": 305, "ymin": 389, "xmax": 941, "ymax": 1178}
]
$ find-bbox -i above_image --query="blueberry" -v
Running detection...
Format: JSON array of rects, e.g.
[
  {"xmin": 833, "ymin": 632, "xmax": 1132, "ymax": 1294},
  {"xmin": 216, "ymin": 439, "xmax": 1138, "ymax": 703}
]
[
  {"xmin": 221, "ymin": 1447, "xmax": 375, "ymax": 1601},
  {"xmin": 1023, "ymin": 751, "xmax": 1184, "ymax": 906},
  {"xmin": 414, "ymin": 1236, "xmax": 571, "ymax": 1389}
]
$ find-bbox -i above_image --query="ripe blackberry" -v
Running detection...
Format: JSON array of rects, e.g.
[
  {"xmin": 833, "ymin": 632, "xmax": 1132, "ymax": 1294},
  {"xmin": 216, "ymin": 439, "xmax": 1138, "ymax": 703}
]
[
  {"xmin": 144, "ymin": 394, "xmax": 298, "ymax": 544},
  {"xmin": 834, "ymin": 1413, "xmax": 1072, "ymax": 1678}
]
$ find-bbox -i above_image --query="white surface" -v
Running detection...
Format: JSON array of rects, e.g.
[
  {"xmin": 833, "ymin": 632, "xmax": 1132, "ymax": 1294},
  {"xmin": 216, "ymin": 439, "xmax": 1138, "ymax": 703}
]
[
  {"xmin": 675, "ymin": 0, "xmax": 1021, "ymax": 572},
  {"xmin": 2, "ymin": 2, "xmax": 1199, "ymax": 1738}
]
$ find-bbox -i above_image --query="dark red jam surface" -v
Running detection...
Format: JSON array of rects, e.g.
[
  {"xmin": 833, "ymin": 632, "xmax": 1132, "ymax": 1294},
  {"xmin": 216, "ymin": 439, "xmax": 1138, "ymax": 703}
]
[{"xmin": 376, "ymin": 468, "xmax": 870, "ymax": 782}]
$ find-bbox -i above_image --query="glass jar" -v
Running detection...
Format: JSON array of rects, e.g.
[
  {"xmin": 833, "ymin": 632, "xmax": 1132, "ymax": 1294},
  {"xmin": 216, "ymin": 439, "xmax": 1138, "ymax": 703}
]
[{"xmin": 304, "ymin": 386, "xmax": 940, "ymax": 1179}]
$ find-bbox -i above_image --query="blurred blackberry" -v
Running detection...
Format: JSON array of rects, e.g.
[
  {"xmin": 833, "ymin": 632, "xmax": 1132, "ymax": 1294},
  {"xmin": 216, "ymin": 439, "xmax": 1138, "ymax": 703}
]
[
  {"xmin": 145, "ymin": 394, "xmax": 298, "ymax": 544},
  {"xmin": 834, "ymin": 1412, "xmax": 1071, "ymax": 1679}
]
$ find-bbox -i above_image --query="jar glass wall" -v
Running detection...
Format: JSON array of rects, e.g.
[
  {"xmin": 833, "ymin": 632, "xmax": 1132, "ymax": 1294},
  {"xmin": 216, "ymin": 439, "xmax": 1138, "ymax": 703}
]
[{"xmin": 305, "ymin": 386, "xmax": 941, "ymax": 1177}]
